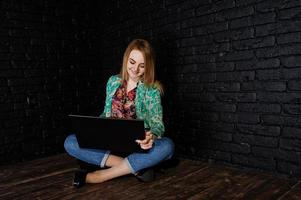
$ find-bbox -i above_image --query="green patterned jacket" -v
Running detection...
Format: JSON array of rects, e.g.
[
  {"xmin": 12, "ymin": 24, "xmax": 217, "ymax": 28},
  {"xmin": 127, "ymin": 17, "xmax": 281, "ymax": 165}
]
[{"xmin": 100, "ymin": 75, "xmax": 165, "ymax": 137}]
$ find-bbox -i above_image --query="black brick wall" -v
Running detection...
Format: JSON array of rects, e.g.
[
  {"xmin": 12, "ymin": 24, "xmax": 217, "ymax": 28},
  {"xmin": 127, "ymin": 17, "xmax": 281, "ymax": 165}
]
[
  {"xmin": 98, "ymin": 0, "xmax": 301, "ymax": 177},
  {"xmin": 1, "ymin": 0, "xmax": 301, "ymax": 178},
  {"xmin": 0, "ymin": 0, "xmax": 102, "ymax": 164}
]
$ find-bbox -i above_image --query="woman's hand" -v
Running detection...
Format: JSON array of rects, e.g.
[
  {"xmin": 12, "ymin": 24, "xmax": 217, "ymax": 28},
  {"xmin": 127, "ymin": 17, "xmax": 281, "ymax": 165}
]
[{"xmin": 135, "ymin": 131, "xmax": 155, "ymax": 150}]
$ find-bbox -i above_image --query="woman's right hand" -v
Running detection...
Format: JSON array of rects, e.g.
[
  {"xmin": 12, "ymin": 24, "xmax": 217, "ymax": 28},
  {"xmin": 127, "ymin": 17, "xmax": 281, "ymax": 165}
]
[{"xmin": 135, "ymin": 131, "xmax": 155, "ymax": 150}]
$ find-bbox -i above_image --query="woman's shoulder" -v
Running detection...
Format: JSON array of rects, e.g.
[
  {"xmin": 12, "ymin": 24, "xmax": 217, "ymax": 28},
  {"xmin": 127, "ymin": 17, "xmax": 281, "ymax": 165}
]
[
  {"xmin": 141, "ymin": 82, "xmax": 163, "ymax": 97},
  {"xmin": 107, "ymin": 74, "xmax": 122, "ymax": 85},
  {"xmin": 108, "ymin": 74, "xmax": 121, "ymax": 82},
  {"xmin": 146, "ymin": 81, "xmax": 163, "ymax": 96}
]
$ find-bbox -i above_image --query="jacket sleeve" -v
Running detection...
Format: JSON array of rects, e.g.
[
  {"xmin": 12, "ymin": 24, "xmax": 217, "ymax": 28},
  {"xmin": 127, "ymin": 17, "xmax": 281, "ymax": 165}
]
[
  {"xmin": 99, "ymin": 76, "xmax": 114, "ymax": 117},
  {"xmin": 146, "ymin": 88, "xmax": 165, "ymax": 137}
]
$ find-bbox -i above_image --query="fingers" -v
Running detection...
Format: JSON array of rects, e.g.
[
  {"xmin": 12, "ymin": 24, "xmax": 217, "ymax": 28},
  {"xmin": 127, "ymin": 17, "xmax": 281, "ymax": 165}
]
[
  {"xmin": 135, "ymin": 138, "xmax": 154, "ymax": 150},
  {"xmin": 139, "ymin": 140, "xmax": 153, "ymax": 149},
  {"xmin": 135, "ymin": 132, "xmax": 154, "ymax": 150}
]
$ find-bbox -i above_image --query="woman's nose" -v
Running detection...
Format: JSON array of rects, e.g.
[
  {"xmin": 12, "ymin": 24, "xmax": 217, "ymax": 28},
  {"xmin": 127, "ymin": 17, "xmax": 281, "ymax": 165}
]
[{"xmin": 133, "ymin": 64, "xmax": 139, "ymax": 71}]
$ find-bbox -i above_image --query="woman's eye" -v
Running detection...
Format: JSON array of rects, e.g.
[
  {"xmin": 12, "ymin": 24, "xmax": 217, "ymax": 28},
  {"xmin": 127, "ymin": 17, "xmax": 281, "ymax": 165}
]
[
  {"xmin": 130, "ymin": 61, "xmax": 135, "ymax": 64},
  {"xmin": 140, "ymin": 65, "xmax": 145, "ymax": 68}
]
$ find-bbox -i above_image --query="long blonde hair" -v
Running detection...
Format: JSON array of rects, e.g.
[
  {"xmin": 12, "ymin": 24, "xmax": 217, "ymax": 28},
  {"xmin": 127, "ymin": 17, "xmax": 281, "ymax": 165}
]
[{"xmin": 120, "ymin": 39, "xmax": 163, "ymax": 94}]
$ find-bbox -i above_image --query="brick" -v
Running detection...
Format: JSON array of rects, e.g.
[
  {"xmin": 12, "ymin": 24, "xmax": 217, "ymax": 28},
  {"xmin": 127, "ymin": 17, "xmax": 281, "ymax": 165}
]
[
  {"xmin": 199, "ymin": 112, "xmax": 219, "ymax": 122},
  {"xmin": 278, "ymin": 161, "xmax": 301, "ymax": 177},
  {"xmin": 279, "ymin": 6, "xmax": 301, "ymax": 19},
  {"xmin": 252, "ymin": 146, "xmax": 277, "ymax": 158},
  {"xmin": 210, "ymin": 131, "xmax": 232, "ymax": 142},
  {"xmin": 210, "ymin": 150, "xmax": 231, "ymax": 162},
  {"xmin": 181, "ymin": 14, "xmax": 215, "ymax": 28},
  {"xmin": 0, "ymin": 69, "xmax": 24, "ymax": 78},
  {"xmin": 237, "ymin": 103, "xmax": 281, "ymax": 113},
  {"xmin": 256, "ymin": 0, "xmax": 284, "ymax": 12},
  {"xmin": 234, "ymin": 133, "xmax": 278, "ymax": 147},
  {"xmin": 184, "ymin": 54, "xmax": 215, "ymax": 64},
  {"xmin": 241, "ymin": 81, "xmax": 286, "ymax": 91},
  {"xmin": 197, "ymin": 63, "xmax": 217, "ymax": 72},
  {"xmin": 200, "ymin": 103, "xmax": 236, "ymax": 113},
  {"xmin": 230, "ymin": 16, "xmax": 253, "ymax": 29},
  {"xmin": 288, "ymin": 80, "xmax": 301, "ymax": 90},
  {"xmin": 257, "ymin": 92, "xmax": 301, "ymax": 103},
  {"xmin": 254, "ymin": 12, "xmax": 276, "ymax": 25},
  {"xmin": 256, "ymin": 58, "xmax": 280, "ymax": 69},
  {"xmin": 280, "ymin": 138, "xmax": 301, "ymax": 151},
  {"xmin": 237, "ymin": 124, "xmax": 281, "ymax": 136},
  {"xmin": 221, "ymin": 50, "xmax": 254, "ymax": 61},
  {"xmin": 216, "ymin": 6, "xmax": 254, "ymax": 21},
  {"xmin": 278, "ymin": 32, "xmax": 301, "ymax": 44},
  {"xmin": 232, "ymin": 154, "xmax": 276, "ymax": 170},
  {"xmin": 283, "ymin": 127, "xmax": 301, "ymax": 139},
  {"xmin": 282, "ymin": 56, "xmax": 301, "ymax": 68},
  {"xmin": 195, "ymin": 0, "xmax": 235, "ymax": 16},
  {"xmin": 220, "ymin": 112, "xmax": 259, "ymax": 124},
  {"xmin": 256, "ymin": 69, "xmax": 281, "ymax": 80},
  {"xmin": 278, "ymin": 20, "xmax": 301, "ymax": 34},
  {"xmin": 215, "ymin": 92, "xmax": 256, "ymax": 103},
  {"xmin": 215, "ymin": 62, "xmax": 235, "ymax": 71},
  {"xmin": 214, "ymin": 30, "xmax": 231, "ymax": 42},
  {"xmin": 233, "ymin": 36, "xmax": 275, "ymax": 50},
  {"xmin": 217, "ymin": 71, "xmax": 255, "ymax": 81},
  {"xmin": 205, "ymin": 121, "xmax": 236, "ymax": 133},
  {"xmin": 253, "ymin": 147, "xmax": 301, "ymax": 167},
  {"xmin": 236, "ymin": 0, "xmax": 258, "ymax": 7},
  {"xmin": 256, "ymin": 47, "xmax": 279, "ymax": 58},
  {"xmin": 230, "ymin": 28, "xmax": 254, "ymax": 40},
  {"xmin": 284, "ymin": 68, "xmax": 301, "ymax": 80},
  {"xmin": 199, "ymin": 73, "xmax": 216, "ymax": 82},
  {"xmin": 279, "ymin": 44, "xmax": 301, "ymax": 56},
  {"xmin": 255, "ymin": 23, "xmax": 277, "ymax": 37},
  {"xmin": 283, "ymin": 104, "xmax": 301, "ymax": 115},
  {"xmin": 262, "ymin": 115, "xmax": 301, "ymax": 127},
  {"xmin": 212, "ymin": 141, "xmax": 251, "ymax": 154},
  {"xmin": 205, "ymin": 82, "xmax": 240, "ymax": 92},
  {"xmin": 194, "ymin": 22, "xmax": 229, "ymax": 36},
  {"xmin": 0, "ymin": 61, "xmax": 10, "ymax": 69},
  {"xmin": 261, "ymin": 115, "xmax": 284, "ymax": 125}
]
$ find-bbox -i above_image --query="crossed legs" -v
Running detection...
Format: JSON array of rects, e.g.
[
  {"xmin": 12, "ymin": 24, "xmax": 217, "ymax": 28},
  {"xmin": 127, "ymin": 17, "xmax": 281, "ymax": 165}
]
[
  {"xmin": 85, "ymin": 155, "xmax": 131, "ymax": 183},
  {"xmin": 64, "ymin": 134, "xmax": 175, "ymax": 184}
]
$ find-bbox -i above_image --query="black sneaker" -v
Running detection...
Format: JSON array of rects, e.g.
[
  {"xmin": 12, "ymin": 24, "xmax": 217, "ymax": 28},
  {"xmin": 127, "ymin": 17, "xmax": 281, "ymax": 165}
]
[
  {"xmin": 73, "ymin": 170, "xmax": 87, "ymax": 188},
  {"xmin": 135, "ymin": 168, "xmax": 155, "ymax": 182}
]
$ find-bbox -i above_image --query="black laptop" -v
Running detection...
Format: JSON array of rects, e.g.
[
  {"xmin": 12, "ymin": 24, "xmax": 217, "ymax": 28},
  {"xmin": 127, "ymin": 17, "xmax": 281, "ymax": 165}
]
[{"xmin": 68, "ymin": 114, "xmax": 147, "ymax": 153}]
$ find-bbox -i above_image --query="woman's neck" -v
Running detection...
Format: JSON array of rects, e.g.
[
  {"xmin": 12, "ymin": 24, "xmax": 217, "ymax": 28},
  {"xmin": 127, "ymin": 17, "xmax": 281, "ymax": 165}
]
[{"xmin": 126, "ymin": 78, "xmax": 139, "ymax": 93}]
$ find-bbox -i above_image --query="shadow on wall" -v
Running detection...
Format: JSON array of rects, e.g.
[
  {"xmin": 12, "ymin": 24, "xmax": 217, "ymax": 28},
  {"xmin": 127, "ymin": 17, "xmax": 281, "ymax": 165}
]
[{"xmin": 153, "ymin": 33, "xmax": 211, "ymax": 158}]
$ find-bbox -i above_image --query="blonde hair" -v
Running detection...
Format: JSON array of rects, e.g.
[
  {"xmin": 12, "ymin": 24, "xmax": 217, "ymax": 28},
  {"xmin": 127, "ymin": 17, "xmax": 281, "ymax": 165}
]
[{"xmin": 120, "ymin": 39, "xmax": 163, "ymax": 94}]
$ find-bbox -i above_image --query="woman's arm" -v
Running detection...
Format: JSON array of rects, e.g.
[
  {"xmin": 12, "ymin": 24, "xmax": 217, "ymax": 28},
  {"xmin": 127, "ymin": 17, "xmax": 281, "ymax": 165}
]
[
  {"xmin": 146, "ymin": 87, "xmax": 165, "ymax": 137},
  {"xmin": 100, "ymin": 75, "xmax": 120, "ymax": 117}
]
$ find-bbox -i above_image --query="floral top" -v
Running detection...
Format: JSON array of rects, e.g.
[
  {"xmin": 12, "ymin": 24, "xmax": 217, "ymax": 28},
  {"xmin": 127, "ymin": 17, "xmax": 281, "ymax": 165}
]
[
  {"xmin": 111, "ymin": 81, "xmax": 137, "ymax": 119},
  {"xmin": 100, "ymin": 75, "xmax": 165, "ymax": 137}
]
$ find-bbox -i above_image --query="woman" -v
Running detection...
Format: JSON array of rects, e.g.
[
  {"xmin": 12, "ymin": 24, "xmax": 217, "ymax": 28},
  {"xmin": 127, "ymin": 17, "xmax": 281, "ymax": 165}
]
[{"xmin": 64, "ymin": 39, "xmax": 175, "ymax": 187}]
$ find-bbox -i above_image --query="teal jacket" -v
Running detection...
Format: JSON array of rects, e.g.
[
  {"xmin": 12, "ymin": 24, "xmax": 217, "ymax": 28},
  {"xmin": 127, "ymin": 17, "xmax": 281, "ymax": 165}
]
[{"xmin": 100, "ymin": 75, "xmax": 165, "ymax": 137}]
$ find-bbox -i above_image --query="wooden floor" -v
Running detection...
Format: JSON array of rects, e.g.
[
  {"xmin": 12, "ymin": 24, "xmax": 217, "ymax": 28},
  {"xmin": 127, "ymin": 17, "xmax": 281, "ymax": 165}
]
[{"xmin": 0, "ymin": 154, "xmax": 301, "ymax": 200}]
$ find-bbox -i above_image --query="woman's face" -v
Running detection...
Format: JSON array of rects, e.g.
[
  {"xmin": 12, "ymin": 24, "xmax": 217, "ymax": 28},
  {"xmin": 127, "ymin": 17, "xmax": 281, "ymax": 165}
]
[{"xmin": 127, "ymin": 49, "xmax": 145, "ymax": 82}]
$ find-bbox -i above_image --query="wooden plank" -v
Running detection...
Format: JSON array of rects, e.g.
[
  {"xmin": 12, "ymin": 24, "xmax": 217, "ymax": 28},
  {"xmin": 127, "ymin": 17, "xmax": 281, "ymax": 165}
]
[
  {"xmin": 186, "ymin": 166, "xmax": 297, "ymax": 200},
  {"xmin": 63, "ymin": 159, "xmax": 208, "ymax": 200},
  {"xmin": 1, "ymin": 153, "xmax": 301, "ymax": 200},
  {"xmin": 0, "ymin": 170, "xmax": 75, "ymax": 200},
  {"xmin": 94, "ymin": 161, "xmax": 210, "ymax": 200},
  {"xmin": 242, "ymin": 176, "xmax": 296, "ymax": 200},
  {"xmin": 279, "ymin": 182, "xmax": 301, "ymax": 200},
  {"xmin": 0, "ymin": 153, "xmax": 77, "ymax": 187}
]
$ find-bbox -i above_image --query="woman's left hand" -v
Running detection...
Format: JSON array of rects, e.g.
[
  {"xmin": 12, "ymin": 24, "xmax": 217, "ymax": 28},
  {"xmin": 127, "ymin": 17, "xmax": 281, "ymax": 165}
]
[{"xmin": 136, "ymin": 131, "xmax": 155, "ymax": 150}]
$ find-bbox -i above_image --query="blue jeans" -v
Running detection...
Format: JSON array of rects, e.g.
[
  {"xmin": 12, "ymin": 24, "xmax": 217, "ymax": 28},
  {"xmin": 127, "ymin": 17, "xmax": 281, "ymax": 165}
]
[{"xmin": 64, "ymin": 134, "xmax": 175, "ymax": 173}]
